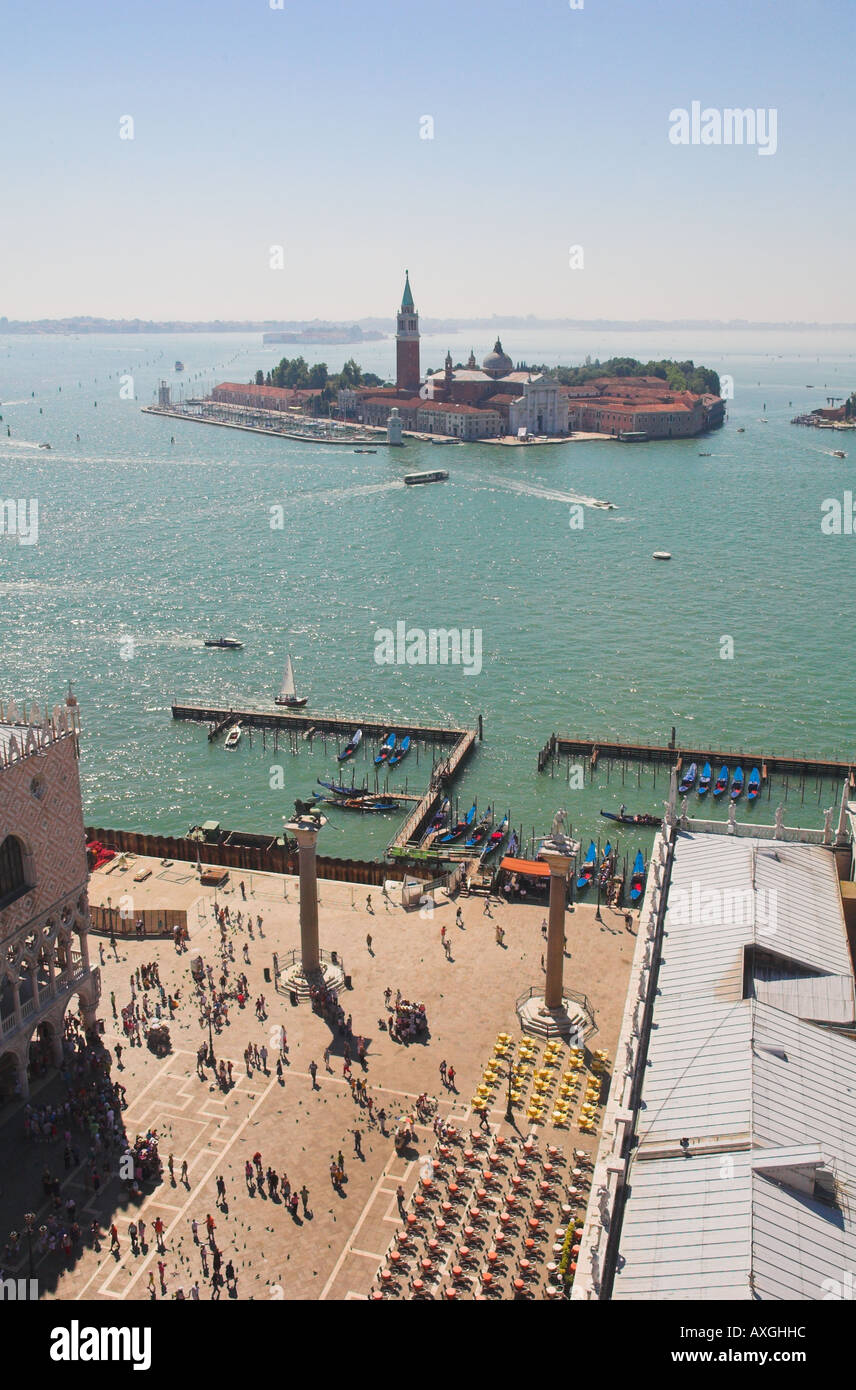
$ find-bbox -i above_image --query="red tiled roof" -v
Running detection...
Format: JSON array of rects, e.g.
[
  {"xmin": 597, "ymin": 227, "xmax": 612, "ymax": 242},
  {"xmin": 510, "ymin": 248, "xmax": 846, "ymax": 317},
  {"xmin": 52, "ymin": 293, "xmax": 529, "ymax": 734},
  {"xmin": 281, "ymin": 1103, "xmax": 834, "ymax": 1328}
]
[
  {"xmin": 418, "ymin": 400, "xmax": 501, "ymax": 416},
  {"xmin": 213, "ymin": 382, "xmax": 319, "ymax": 401}
]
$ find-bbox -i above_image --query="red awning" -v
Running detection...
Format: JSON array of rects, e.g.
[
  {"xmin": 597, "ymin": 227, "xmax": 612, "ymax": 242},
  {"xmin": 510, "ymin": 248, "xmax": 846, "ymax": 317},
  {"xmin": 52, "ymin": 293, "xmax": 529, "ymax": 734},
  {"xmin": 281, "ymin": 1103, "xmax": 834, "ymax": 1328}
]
[{"xmin": 500, "ymin": 857, "xmax": 550, "ymax": 878}]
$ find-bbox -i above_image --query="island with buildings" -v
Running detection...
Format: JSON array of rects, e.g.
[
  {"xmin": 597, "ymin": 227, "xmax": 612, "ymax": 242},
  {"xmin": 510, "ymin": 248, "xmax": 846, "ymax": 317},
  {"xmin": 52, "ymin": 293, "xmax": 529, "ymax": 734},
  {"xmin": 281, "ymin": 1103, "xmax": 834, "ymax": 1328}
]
[{"xmin": 148, "ymin": 272, "xmax": 726, "ymax": 446}]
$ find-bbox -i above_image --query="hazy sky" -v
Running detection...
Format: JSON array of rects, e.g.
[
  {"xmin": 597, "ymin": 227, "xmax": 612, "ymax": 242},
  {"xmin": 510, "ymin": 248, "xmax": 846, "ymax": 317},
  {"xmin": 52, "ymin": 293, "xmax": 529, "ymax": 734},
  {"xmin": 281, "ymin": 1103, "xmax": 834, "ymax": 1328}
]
[{"xmin": 2, "ymin": 0, "xmax": 853, "ymax": 322}]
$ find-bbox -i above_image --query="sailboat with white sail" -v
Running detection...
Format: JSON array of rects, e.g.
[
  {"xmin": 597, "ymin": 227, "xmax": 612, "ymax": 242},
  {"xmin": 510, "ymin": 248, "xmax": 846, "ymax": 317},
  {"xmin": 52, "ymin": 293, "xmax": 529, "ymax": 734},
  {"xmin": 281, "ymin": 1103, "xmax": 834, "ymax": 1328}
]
[{"xmin": 274, "ymin": 653, "xmax": 308, "ymax": 708}]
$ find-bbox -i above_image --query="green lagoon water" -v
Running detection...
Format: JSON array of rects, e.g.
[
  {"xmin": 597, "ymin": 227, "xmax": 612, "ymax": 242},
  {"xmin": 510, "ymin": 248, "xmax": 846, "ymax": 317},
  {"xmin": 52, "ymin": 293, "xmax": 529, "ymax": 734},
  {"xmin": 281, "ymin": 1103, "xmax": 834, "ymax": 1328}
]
[{"xmin": 1, "ymin": 329, "xmax": 854, "ymax": 867}]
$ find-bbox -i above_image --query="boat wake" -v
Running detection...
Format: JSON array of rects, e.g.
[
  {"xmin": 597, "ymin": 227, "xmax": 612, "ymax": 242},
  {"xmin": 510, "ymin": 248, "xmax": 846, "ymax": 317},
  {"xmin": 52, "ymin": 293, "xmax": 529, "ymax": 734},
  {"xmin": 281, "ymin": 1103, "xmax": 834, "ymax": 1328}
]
[
  {"xmin": 294, "ymin": 480, "xmax": 406, "ymax": 505},
  {"xmin": 483, "ymin": 477, "xmax": 617, "ymax": 510}
]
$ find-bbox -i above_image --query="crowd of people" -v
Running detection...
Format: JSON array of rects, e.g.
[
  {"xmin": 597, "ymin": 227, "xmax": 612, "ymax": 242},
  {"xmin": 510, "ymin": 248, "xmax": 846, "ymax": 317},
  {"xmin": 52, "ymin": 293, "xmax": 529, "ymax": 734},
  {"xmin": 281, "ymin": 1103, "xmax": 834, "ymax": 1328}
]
[
  {"xmin": 113, "ymin": 959, "xmax": 180, "ymax": 1051},
  {"xmin": 384, "ymin": 991, "xmax": 428, "ymax": 1042},
  {"xmin": 1, "ymin": 1012, "xmax": 130, "ymax": 1281}
]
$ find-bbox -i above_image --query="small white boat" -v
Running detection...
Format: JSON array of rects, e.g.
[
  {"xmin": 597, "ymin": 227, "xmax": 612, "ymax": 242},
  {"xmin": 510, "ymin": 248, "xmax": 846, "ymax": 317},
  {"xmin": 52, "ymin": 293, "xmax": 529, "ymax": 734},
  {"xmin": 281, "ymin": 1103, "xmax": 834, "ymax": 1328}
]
[
  {"xmin": 653, "ymin": 551, "xmax": 672, "ymax": 561},
  {"xmin": 831, "ymin": 450, "xmax": 846, "ymax": 459},
  {"xmin": 274, "ymin": 653, "xmax": 308, "ymax": 707},
  {"xmin": 224, "ymin": 725, "xmax": 242, "ymax": 750}
]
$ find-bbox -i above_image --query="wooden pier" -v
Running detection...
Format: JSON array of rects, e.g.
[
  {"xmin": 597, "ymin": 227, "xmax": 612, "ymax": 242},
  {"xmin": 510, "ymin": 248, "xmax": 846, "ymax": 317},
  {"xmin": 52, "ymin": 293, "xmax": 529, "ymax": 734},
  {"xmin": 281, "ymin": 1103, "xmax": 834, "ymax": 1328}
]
[
  {"xmin": 538, "ymin": 733, "xmax": 855, "ymax": 784},
  {"xmin": 173, "ymin": 701, "xmax": 467, "ymax": 745}
]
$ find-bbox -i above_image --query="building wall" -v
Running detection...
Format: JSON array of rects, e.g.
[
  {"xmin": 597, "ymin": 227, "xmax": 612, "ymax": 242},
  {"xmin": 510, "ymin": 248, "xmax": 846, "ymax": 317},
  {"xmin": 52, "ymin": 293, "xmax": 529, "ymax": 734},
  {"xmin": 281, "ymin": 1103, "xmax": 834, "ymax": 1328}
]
[{"xmin": 0, "ymin": 715, "xmax": 98, "ymax": 1099}]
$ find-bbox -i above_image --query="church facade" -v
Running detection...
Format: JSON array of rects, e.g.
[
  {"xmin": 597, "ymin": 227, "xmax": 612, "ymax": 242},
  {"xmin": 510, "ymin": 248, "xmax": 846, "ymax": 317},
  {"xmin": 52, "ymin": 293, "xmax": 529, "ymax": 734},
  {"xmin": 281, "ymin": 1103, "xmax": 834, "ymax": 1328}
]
[{"xmin": 353, "ymin": 273, "xmax": 569, "ymax": 439}]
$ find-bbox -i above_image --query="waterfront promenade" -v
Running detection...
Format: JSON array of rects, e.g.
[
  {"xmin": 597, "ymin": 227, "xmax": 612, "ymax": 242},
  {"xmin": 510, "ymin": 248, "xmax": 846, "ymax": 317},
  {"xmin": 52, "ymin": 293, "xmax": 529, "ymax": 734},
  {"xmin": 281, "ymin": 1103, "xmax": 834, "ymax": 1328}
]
[{"xmin": 0, "ymin": 864, "xmax": 635, "ymax": 1301}]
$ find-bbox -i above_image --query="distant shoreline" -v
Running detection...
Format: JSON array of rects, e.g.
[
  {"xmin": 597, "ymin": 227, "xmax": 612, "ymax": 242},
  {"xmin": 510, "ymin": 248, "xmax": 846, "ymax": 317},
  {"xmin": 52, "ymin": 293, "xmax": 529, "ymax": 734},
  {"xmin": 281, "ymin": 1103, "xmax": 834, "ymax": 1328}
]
[{"xmin": 4, "ymin": 318, "xmax": 856, "ymax": 335}]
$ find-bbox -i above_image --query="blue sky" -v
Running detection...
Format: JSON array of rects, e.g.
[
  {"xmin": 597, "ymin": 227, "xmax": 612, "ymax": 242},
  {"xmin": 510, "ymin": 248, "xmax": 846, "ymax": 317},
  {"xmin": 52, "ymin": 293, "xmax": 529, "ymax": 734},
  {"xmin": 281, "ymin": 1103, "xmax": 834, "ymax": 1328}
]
[{"xmin": 1, "ymin": 0, "xmax": 853, "ymax": 321}]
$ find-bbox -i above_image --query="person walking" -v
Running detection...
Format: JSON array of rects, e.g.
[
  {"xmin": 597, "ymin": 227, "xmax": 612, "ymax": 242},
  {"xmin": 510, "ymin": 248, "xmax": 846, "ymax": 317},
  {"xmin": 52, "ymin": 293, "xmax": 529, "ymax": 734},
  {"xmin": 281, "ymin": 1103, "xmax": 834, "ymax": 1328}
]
[
  {"xmin": 180, "ymin": 1159, "xmax": 189, "ymax": 1187},
  {"xmin": 110, "ymin": 1224, "xmax": 120, "ymax": 1251},
  {"xmin": 439, "ymin": 1059, "xmax": 447, "ymax": 1085},
  {"xmin": 191, "ymin": 1217, "xmax": 199, "ymax": 1244},
  {"xmin": 239, "ymin": 880, "xmax": 246, "ymax": 900},
  {"xmin": 259, "ymin": 1045, "xmax": 268, "ymax": 1074},
  {"xmin": 366, "ymin": 932, "xmax": 373, "ymax": 954},
  {"xmin": 309, "ymin": 1059, "xmax": 318, "ymax": 1089},
  {"xmin": 353, "ymin": 1129, "xmax": 363, "ymax": 1158},
  {"xmin": 377, "ymin": 1107, "xmax": 387, "ymax": 1135},
  {"xmin": 396, "ymin": 1184, "xmax": 406, "ymax": 1217},
  {"xmin": 456, "ymin": 907, "xmax": 464, "ymax": 928},
  {"xmin": 447, "ymin": 1065, "xmax": 456, "ymax": 1091},
  {"xmin": 323, "ymin": 1045, "xmax": 331, "ymax": 1071},
  {"xmin": 300, "ymin": 1183, "xmax": 310, "ymax": 1215},
  {"xmin": 110, "ymin": 990, "xmax": 117, "ymax": 1018}
]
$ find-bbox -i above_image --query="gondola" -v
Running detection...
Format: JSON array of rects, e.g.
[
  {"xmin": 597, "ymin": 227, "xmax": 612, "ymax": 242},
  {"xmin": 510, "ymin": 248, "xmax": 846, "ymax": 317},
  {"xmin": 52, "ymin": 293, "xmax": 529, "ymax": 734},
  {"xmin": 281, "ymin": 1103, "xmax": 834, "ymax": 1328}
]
[
  {"xmin": 387, "ymin": 735, "xmax": 412, "ymax": 768},
  {"xmin": 747, "ymin": 767, "xmax": 761, "ymax": 803},
  {"xmin": 678, "ymin": 762, "xmax": 697, "ymax": 795},
  {"xmin": 464, "ymin": 806, "xmax": 494, "ymax": 850},
  {"xmin": 712, "ymin": 765, "xmax": 729, "ymax": 798},
  {"xmin": 730, "ymin": 766, "xmax": 745, "ymax": 800},
  {"xmin": 598, "ymin": 841, "xmax": 614, "ymax": 887},
  {"xmin": 698, "ymin": 762, "xmax": 712, "ymax": 796},
  {"xmin": 337, "ymin": 729, "xmax": 362, "ymax": 762},
  {"xmin": 600, "ymin": 809, "xmax": 660, "ymax": 827},
  {"xmin": 374, "ymin": 733, "xmax": 396, "ymax": 766},
  {"xmin": 480, "ymin": 812, "xmax": 509, "ymax": 861},
  {"xmin": 317, "ymin": 778, "xmax": 373, "ymax": 798},
  {"xmin": 419, "ymin": 798, "xmax": 450, "ymax": 845},
  {"xmin": 437, "ymin": 803, "xmax": 476, "ymax": 845},
  {"xmin": 322, "ymin": 797, "xmax": 398, "ymax": 813},
  {"xmin": 629, "ymin": 850, "xmax": 645, "ymax": 904},
  {"xmin": 576, "ymin": 841, "xmax": 596, "ymax": 891}
]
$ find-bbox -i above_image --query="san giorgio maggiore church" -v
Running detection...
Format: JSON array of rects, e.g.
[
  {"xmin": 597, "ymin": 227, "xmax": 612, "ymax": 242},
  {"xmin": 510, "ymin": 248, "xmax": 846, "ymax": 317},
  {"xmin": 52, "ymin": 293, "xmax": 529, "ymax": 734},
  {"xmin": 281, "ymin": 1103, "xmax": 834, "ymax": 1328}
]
[{"xmin": 349, "ymin": 272, "xmax": 568, "ymax": 440}]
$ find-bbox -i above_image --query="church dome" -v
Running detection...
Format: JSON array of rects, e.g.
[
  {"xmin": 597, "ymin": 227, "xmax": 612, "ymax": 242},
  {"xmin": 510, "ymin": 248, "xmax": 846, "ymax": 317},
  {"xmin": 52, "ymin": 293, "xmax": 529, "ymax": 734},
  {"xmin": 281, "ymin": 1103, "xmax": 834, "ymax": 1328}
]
[{"xmin": 482, "ymin": 337, "xmax": 513, "ymax": 377}]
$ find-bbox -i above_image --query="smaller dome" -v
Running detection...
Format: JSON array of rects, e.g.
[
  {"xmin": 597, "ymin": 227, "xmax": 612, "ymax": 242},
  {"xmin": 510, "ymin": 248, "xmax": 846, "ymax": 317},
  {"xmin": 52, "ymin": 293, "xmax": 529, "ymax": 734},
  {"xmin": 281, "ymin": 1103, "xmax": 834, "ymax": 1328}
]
[{"xmin": 482, "ymin": 337, "xmax": 513, "ymax": 377}]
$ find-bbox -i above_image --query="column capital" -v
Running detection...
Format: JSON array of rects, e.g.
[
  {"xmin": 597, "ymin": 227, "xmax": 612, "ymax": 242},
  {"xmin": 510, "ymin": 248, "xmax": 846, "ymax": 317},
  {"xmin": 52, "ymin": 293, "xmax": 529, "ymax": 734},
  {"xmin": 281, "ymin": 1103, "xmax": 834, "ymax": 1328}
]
[
  {"xmin": 285, "ymin": 815, "xmax": 328, "ymax": 848},
  {"xmin": 538, "ymin": 839, "xmax": 579, "ymax": 879}
]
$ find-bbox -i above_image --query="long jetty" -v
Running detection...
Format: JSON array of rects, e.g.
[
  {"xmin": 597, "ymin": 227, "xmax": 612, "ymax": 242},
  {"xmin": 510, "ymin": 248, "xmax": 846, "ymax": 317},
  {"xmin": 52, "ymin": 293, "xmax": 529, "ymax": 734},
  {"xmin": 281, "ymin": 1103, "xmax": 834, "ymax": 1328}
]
[
  {"xmin": 538, "ymin": 733, "xmax": 855, "ymax": 784},
  {"xmin": 142, "ymin": 403, "xmax": 386, "ymax": 447},
  {"xmin": 172, "ymin": 702, "xmax": 480, "ymax": 856}
]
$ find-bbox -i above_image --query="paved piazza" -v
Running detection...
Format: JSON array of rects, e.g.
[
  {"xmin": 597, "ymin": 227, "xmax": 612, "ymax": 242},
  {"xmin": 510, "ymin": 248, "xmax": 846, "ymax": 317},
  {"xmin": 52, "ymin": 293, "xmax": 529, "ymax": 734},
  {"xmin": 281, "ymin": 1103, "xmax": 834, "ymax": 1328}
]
[{"xmin": 1, "ymin": 858, "xmax": 636, "ymax": 1301}]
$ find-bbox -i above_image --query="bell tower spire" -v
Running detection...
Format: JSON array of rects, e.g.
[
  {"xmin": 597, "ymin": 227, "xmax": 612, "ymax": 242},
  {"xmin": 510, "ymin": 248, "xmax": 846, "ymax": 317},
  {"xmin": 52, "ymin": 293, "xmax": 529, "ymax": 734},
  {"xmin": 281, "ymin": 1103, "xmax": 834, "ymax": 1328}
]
[{"xmin": 395, "ymin": 269, "xmax": 420, "ymax": 393}]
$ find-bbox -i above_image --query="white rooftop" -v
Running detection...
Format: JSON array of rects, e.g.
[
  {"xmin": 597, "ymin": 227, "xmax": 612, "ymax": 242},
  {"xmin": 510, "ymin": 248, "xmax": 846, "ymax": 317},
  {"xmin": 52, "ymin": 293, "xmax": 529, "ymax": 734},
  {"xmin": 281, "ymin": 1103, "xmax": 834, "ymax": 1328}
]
[{"xmin": 612, "ymin": 831, "xmax": 856, "ymax": 1300}]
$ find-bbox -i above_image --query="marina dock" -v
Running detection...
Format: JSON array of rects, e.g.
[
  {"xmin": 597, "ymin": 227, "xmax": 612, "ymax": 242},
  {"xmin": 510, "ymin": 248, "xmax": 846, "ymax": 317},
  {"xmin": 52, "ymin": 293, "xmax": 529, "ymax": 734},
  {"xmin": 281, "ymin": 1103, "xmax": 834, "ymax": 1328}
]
[
  {"xmin": 538, "ymin": 733, "xmax": 855, "ymax": 784},
  {"xmin": 143, "ymin": 402, "xmax": 388, "ymax": 447},
  {"xmin": 172, "ymin": 702, "xmax": 481, "ymax": 856}
]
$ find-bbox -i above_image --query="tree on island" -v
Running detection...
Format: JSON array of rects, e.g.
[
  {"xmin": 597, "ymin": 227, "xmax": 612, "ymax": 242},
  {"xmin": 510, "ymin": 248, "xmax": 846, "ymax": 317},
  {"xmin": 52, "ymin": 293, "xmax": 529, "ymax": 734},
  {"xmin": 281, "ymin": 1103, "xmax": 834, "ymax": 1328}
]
[
  {"xmin": 533, "ymin": 357, "xmax": 720, "ymax": 397},
  {"xmin": 253, "ymin": 355, "xmax": 382, "ymax": 401}
]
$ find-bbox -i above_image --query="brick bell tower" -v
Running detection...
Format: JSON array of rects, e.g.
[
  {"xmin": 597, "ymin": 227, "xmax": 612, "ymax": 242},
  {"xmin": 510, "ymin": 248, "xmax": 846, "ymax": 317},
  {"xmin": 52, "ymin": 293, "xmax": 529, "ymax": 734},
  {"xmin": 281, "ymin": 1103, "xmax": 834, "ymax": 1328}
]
[{"xmin": 395, "ymin": 269, "xmax": 420, "ymax": 393}]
